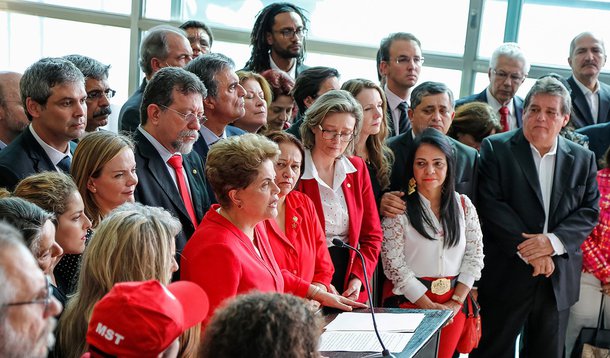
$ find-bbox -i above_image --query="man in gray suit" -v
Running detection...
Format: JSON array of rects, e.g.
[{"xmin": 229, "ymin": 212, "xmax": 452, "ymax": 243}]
[
  {"xmin": 567, "ymin": 32, "xmax": 610, "ymax": 128},
  {"xmin": 472, "ymin": 77, "xmax": 599, "ymax": 357}
]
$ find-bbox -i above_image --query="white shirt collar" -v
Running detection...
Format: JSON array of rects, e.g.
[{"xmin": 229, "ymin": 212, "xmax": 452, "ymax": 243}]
[
  {"xmin": 384, "ymin": 83, "xmax": 409, "ymax": 110},
  {"xmin": 199, "ymin": 124, "xmax": 227, "ymax": 146},
  {"xmin": 302, "ymin": 149, "xmax": 357, "ymax": 191},
  {"xmin": 0, "ymin": 139, "xmax": 6, "ymax": 150},
  {"xmin": 573, "ymin": 76, "xmax": 599, "ymax": 95},
  {"xmin": 269, "ymin": 54, "xmax": 296, "ymax": 80},
  {"xmin": 29, "ymin": 125, "xmax": 70, "ymax": 166},
  {"xmin": 529, "ymin": 136, "xmax": 559, "ymax": 158},
  {"xmin": 485, "ymin": 87, "xmax": 514, "ymax": 115}
]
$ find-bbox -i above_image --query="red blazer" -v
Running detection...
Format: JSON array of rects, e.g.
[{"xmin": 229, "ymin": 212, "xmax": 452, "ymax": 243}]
[
  {"xmin": 181, "ymin": 205, "xmax": 310, "ymax": 321},
  {"xmin": 264, "ymin": 191, "xmax": 334, "ymax": 289},
  {"xmin": 297, "ymin": 156, "xmax": 383, "ymax": 302}
]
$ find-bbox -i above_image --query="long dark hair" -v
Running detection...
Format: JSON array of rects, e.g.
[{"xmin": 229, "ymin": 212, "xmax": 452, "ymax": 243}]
[
  {"xmin": 244, "ymin": 3, "xmax": 308, "ymax": 73},
  {"xmin": 405, "ymin": 128, "xmax": 461, "ymax": 248}
]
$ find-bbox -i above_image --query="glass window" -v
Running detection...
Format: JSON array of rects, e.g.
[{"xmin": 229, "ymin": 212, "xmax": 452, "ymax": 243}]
[
  {"xmin": 178, "ymin": 0, "xmax": 470, "ymax": 55},
  {"xmin": 144, "ymin": 0, "xmax": 172, "ymax": 21},
  {"xmin": 22, "ymin": 0, "xmax": 130, "ymax": 15},
  {"xmin": 478, "ymin": 0, "xmax": 508, "ymax": 58},
  {"xmin": 519, "ymin": 1, "xmax": 610, "ymax": 67},
  {"xmin": 0, "ymin": 11, "xmax": 130, "ymax": 133}
]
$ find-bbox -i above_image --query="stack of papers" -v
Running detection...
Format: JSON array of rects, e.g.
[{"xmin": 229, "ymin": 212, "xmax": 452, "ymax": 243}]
[{"xmin": 320, "ymin": 312, "xmax": 425, "ymax": 353}]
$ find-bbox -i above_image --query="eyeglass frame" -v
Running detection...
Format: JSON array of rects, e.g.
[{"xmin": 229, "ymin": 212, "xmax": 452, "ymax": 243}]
[
  {"xmin": 2, "ymin": 275, "xmax": 52, "ymax": 312},
  {"xmin": 157, "ymin": 104, "xmax": 205, "ymax": 124},
  {"xmin": 491, "ymin": 69, "xmax": 526, "ymax": 83},
  {"xmin": 317, "ymin": 125, "xmax": 354, "ymax": 142},
  {"xmin": 86, "ymin": 88, "xmax": 116, "ymax": 101},
  {"xmin": 273, "ymin": 27, "xmax": 308, "ymax": 39},
  {"xmin": 386, "ymin": 56, "xmax": 425, "ymax": 66}
]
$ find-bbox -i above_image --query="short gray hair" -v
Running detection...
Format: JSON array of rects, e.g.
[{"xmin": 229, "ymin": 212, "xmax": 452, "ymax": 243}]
[
  {"xmin": 185, "ymin": 52, "xmax": 234, "ymax": 98},
  {"xmin": 523, "ymin": 76, "xmax": 571, "ymax": 116},
  {"xmin": 300, "ymin": 89, "xmax": 362, "ymax": 154},
  {"xmin": 410, "ymin": 81, "xmax": 454, "ymax": 111},
  {"xmin": 20, "ymin": 57, "xmax": 84, "ymax": 120},
  {"xmin": 0, "ymin": 197, "xmax": 54, "ymax": 260},
  {"xmin": 63, "ymin": 54, "xmax": 110, "ymax": 80},
  {"xmin": 139, "ymin": 25, "xmax": 188, "ymax": 77},
  {"xmin": 0, "ymin": 222, "xmax": 26, "ymax": 306},
  {"xmin": 489, "ymin": 42, "xmax": 530, "ymax": 75}
]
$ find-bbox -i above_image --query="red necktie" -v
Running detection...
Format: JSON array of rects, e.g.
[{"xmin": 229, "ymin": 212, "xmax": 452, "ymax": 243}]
[
  {"xmin": 499, "ymin": 106, "xmax": 510, "ymax": 132},
  {"xmin": 167, "ymin": 155, "xmax": 198, "ymax": 226}
]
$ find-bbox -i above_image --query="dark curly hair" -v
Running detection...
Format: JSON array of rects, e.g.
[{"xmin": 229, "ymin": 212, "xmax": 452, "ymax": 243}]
[
  {"xmin": 244, "ymin": 3, "xmax": 309, "ymax": 73},
  {"xmin": 200, "ymin": 292, "xmax": 323, "ymax": 358}
]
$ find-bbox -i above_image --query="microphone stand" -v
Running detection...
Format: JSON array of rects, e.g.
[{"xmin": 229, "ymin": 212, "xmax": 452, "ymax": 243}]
[{"xmin": 331, "ymin": 238, "xmax": 396, "ymax": 358}]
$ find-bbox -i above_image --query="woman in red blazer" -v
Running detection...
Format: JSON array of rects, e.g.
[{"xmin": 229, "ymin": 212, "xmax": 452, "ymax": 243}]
[
  {"xmin": 181, "ymin": 134, "xmax": 365, "ymax": 322},
  {"xmin": 265, "ymin": 132, "xmax": 334, "ymax": 306},
  {"xmin": 296, "ymin": 90, "xmax": 383, "ymax": 303}
]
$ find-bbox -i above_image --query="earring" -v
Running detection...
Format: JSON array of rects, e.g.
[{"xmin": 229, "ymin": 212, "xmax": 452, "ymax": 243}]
[
  {"xmin": 407, "ymin": 177, "xmax": 417, "ymax": 195},
  {"xmin": 237, "ymin": 201, "xmax": 243, "ymax": 209}
]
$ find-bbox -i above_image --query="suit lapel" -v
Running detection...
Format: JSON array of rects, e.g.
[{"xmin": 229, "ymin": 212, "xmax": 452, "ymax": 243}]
[
  {"xmin": 514, "ymin": 97, "xmax": 524, "ymax": 128},
  {"xmin": 598, "ymin": 85, "xmax": 610, "ymax": 124},
  {"xmin": 387, "ymin": 109, "xmax": 397, "ymax": 137},
  {"xmin": 183, "ymin": 154, "xmax": 206, "ymax": 221},
  {"xmin": 549, "ymin": 138, "xmax": 574, "ymax": 219},
  {"xmin": 511, "ymin": 131, "xmax": 544, "ymax": 206},
  {"xmin": 341, "ymin": 173, "xmax": 358, "ymax": 248},
  {"xmin": 569, "ymin": 77, "xmax": 593, "ymax": 126},
  {"xmin": 23, "ymin": 129, "xmax": 55, "ymax": 172}
]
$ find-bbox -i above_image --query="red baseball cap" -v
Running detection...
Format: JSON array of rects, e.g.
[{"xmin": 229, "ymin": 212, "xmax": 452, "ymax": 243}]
[{"xmin": 85, "ymin": 280, "xmax": 208, "ymax": 357}]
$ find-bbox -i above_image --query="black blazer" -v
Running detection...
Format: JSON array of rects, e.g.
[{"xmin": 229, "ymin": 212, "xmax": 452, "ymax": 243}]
[
  {"xmin": 118, "ymin": 79, "xmax": 147, "ymax": 134},
  {"xmin": 0, "ymin": 127, "xmax": 75, "ymax": 191},
  {"xmin": 133, "ymin": 130, "xmax": 210, "ymax": 257},
  {"xmin": 477, "ymin": 129, "xmax": 599, "ymax": 310},
  {"xmin": 567, "ymin": 76, "xmax": 610, "ymax": 129},
  {"xmin": 577, "ymin": 121, "xmax": 610, "ymax": 166},
  {"xmin": 455, "ymin": 89, "xmax": 524, "ymax": 128},
  {"xmin": 387, "ymin": 129, "xmax": 479, "ymax": 203}
]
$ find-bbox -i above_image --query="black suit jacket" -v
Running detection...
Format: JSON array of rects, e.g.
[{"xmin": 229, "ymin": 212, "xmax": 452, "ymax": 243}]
[
  {"xmin": 133, "ymin": 130, "xmax": 210, "ymax": 258},
  {"xmin": 387, "ymin": 129, "xmax": 479, "ymax": 203},
  {"xmin": 0, "ymin": 127, "xmax": 75, "ymax": 190},
  {"xmin": 118, "ymin": 79, "xmax": 147, "ymax": 134},
  {"xmin": 477, "ymin": 129, "xmax": 599, "ymax": 310},
  {"xmin": 455, "ymin": 89, "xmax": 524, "ymax": 128},
  {"xmin": 577, "ymin": 121, "xmax": 610, "ymax": 166},
  {"xmin": 567, "ymin": 76, "xmax": 610, "ymax": 128}
]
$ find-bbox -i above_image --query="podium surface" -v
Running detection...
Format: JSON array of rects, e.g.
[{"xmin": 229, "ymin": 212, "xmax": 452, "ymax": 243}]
[{"xmin": 321, "ymin": 308, "xmax": 451, "ymax": 358}]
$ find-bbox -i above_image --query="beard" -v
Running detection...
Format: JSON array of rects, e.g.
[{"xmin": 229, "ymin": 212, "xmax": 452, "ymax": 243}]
[
  {"xmin": 0, "ymin": 316, "xmax": 57, "ymax": 358},
  {"xmin": 171, "ymin": 130, "xmax": 199, "ymax": 154},
  {"xmin": 273, "ymin": 44, "xmax": 301, "ymax": 59}
]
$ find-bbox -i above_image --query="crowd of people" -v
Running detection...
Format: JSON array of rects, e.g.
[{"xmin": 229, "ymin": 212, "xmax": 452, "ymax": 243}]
[{"xmin": 0, "ymin": 2, "xmax": 609, "ymax": 358}]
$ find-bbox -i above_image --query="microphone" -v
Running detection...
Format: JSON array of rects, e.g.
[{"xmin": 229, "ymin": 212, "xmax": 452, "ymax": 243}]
[{"xmin": 332, "ymin": 238, "xmax": 396, "ymax": 358}]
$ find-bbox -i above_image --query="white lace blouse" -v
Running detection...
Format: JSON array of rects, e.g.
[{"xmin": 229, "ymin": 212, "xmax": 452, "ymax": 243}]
[{"xmin": 381, "ymin": 192, "xmax": 484, "ymax": 303}]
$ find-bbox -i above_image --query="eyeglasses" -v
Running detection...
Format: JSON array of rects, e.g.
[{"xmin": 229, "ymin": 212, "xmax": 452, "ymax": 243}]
[
  {"xmin": 317, "ymin": 125, "xmax": 354, "ymax": 142},
  {"xmin": 492, "ymin": 69, "xmax": 526, "ymax": 83},
  {"xmin": 87, "ymin": 89, "xmax": 116, "ymax": 101},
  {"xmin": 158, "ymin": 104, "xmax": 204, "ymax": 124},
  {"xmin": 2, "ymin": 276, "xmax": 52, "ymax": 312},
  {"xmin": 388, "ymin": 56, "xmax": 424, "ymax": 66},
  {"xmin": 274, "ymin": 27, "xmax": 307, "ymax": 39}
]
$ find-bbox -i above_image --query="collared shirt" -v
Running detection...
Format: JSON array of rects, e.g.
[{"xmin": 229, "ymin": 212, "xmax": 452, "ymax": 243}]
[
  {"xmin": 199, "ymin": 124, "xmax": 227, "ymax": 147},
  {"xmin": 138, "ymin": 126, "xmax": 193, "ymax": 201},
  {"xmin": 302, "ymin": 150, "xmax": 356, "ymax": 246},
  {"xmin": 0, "ymin": 139, "xmax": 6, "ymax": 150},
  {"xmin": 269, "ymin": 54, "xmax": 297, "ymax": 80},
  {"xmin": 486, "ymin": 87, "xmax": 517, "ymax": 130},
  {"xmin": 384, "ymin": 83, "xmax": 409, "ymax": 135},
  {"xmin": 573, "ymin": 77, "xmax": 600, "ymax": 123},
  {"xmin": 530, "ymin": 138, "xmax": 566, "ymax": 255},
  {"xmin": 29, "ymin": 125, "xmax": 71, "ymax": 171}
]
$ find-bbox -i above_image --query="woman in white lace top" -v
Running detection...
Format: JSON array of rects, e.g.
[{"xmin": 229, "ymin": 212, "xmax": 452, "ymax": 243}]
[{"xmin": 381, "ymin": 128, "xmax": 484, "ymax": 358}]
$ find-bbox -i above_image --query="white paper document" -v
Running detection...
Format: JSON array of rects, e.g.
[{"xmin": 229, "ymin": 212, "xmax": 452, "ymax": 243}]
[
  {"xmin": 324, "ymin": 312, "xmax": 425, "ymax": 332},
  {"xmin": 320, "ymin": 331, "xmax": 413, "ymax": 353}
]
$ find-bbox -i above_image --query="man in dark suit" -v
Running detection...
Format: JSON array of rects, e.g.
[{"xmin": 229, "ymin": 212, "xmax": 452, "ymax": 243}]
[
  {"xmin": 243, "ymin": 2, "xmax": 309, "ymax": 79},
  {"xmin": 378, "ymin": 32, "xmax": 424, "ymax": 137},
  {"xmin": 456, "ymin": 43, "xmax": 529, "ymax": 131},
  {"xmin": 0, "ymin": 71, "xmax": 28, "ymax": 150},
  {"xmin": 119, "ymin": 25, "xmax": 193, "ymax": 134},
  {"xmin": 381, "ymin": 81, "xmax": 479, "ymax": 217},
  {"xmin": 577, "ymin": 121, "xmax": 610, "ymax": 165},
  {"xmin": 567, "ymin": 32, "xmax": 610, "ymax": 129},
  {"xmin": 0, "ymin": 58, "xmax": 86, "ymax": 190},
  {"xmin": 133, "ymin": 67, "xmax": 210, "ymax": 274},
  {"xmin": 472, "ymin": 77, "xmax": 599, "ymax": 358},
  {"xmin": 286, "ymin": 66, "xmax": 340, "ymax": 140}
]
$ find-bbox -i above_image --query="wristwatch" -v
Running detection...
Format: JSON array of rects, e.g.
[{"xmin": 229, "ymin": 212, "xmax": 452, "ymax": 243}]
[{"xmin": 451, "ymin": 294, "xmax": 464, "ymax": 304}]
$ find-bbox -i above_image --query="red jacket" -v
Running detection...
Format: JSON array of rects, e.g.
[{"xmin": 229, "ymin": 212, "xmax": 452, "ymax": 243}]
[
  {"xmin": 297, "ymin": 156, "xmax": 383, "ymax": 302},
  {"xmin": 181, "ymin": 205, "xmax": 310, "ymax": 321},
  {"xmin": 264, "ymin": 191, "xmax": 334, "ymax": 289}
]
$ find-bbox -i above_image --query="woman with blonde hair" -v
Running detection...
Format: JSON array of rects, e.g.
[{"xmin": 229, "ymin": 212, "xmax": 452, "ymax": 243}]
[
  {"xmin": 298, "ymin": 90, "xmax": 383, "ymax": 302},
  {"xmin": 14, "ymin": 171, "xmax": 92, "ymax": 301},
  {"xmin": 342, "ymin": 78, "xmax": 394, "ymax": 203},
  {"xmin": 56, "ymin": 203, "xmax": 181, "ymax": 358},
  {"xmin": 71, "ymin": 130, "xmax": 138, "ymax": 228},
  {"xmin": 233, "ymin": 70, "xmax": 272, "ymax": 133}
]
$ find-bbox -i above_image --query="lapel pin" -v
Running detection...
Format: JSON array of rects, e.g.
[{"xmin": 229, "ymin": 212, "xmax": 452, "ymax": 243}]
[
  {"xmin": 292, "ymin": 216, "xmax": 298, "ymax": 229},
  {"xmin": 192, "ymin": 169, "xmax": 197, "ymax": 175},
  {"xmin": 347, "ymin": 183, "xmax": 351, "ymax": 188}
]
